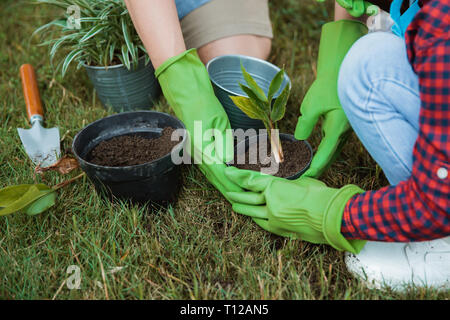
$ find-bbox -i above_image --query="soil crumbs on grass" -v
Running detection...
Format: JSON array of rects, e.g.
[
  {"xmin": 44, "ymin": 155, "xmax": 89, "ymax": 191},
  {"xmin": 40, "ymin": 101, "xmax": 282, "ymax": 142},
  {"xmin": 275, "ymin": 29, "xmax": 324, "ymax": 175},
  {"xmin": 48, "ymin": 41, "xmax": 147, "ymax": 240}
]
[
  {"xmin": 234, "ymin": 139, "xmax": 311, "ymax": 178},
  {"xmin": 88, "ymin": 127, "xmax": 179, "ymax": 167}
]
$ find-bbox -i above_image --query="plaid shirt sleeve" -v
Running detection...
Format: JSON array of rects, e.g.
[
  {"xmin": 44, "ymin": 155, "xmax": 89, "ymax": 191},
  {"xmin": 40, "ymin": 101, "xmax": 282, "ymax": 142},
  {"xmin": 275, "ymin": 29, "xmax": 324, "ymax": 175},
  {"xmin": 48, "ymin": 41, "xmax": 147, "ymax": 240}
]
[{"xmin": 341, "ymin": 0, "xmax": 450, "ymax": 242}]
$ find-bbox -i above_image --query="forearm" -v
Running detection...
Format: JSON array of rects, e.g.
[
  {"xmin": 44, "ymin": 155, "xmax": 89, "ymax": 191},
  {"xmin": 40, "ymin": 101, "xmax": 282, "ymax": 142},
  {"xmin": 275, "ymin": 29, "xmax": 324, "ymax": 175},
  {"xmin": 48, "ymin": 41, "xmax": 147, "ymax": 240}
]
[{"xmin": 124, "ymin": 0, "xmax": 186, "ymax": 69}]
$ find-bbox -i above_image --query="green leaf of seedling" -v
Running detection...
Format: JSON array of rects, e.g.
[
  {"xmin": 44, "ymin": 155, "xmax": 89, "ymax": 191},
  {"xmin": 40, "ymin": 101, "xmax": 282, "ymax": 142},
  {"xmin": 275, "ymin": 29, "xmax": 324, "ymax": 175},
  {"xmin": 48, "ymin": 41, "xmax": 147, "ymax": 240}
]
[
  {"xmin": 267, "ymin": 69, "xmax": 285, "ymax": 102},
  {"xmin": 241, "ymin": 63, "xmax": 268, "ymax": 103},
  {"xmin": 270, "ymin": 84, "xmax": 290, "ymax": 123},
  {"xmin": 230, "ymin": 96, "xmax": 267, "ymax": 121},
  {"xmin": 0, "ymin": 184, "xmax": 56, "ymax": 216},
  {"xmin": 239, "ymin": 84, "xmax": 270, "ymax": 113}
]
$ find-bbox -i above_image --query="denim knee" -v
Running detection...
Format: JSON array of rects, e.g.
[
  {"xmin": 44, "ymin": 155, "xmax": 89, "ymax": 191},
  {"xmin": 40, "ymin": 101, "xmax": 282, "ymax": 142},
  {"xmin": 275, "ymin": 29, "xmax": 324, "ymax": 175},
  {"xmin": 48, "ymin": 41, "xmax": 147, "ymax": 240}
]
[
  {"xmin": 338, "ymin": 32, "xmax": 407, "ymax": 116},
  {"xmin": 337, "ymin": 32, "xmax": 420, "ymax": 184}
]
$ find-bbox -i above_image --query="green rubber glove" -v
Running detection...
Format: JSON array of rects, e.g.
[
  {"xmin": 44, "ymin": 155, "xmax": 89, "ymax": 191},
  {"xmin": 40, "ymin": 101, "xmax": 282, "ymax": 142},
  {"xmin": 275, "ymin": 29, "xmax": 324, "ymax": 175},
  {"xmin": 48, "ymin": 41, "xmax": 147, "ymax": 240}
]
[
  {"xmin": 295, "ymin": 20, "xmax": 368, "ymax": 178},
  {"xmin": 338, "ymin": 0, "xmax": 379, "ymax": 17},
  {"xmin": 225, "ymin": 167, "xmax": 366, "ymax": 254},
  {"xmin": 317, "ymin": 0, "xmax": 378, "ymax": 17},
  {"xmin": 156, "ymin": 49, "xmax": 243, "ymax": 200}
]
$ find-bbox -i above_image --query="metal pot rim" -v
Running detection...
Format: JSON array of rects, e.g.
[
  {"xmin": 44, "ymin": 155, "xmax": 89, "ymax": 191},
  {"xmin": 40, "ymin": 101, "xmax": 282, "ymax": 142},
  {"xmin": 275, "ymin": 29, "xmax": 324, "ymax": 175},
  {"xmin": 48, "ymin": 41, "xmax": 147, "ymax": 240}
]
[
  {"xmin": 81, "ymin": 55, "xmax": 149, "ymax": 70},
  {"xmin": 206, "ymin": 54, "xmax": 292, "ymax": 97}
]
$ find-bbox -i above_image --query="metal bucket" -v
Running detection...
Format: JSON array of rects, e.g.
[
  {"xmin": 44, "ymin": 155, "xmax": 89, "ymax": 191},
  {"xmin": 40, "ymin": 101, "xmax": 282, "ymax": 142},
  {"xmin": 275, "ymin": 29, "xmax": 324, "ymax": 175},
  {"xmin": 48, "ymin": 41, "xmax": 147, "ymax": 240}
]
[
  {"xmin": 207, "ymin": 55, "xmax": 291, "ymax": 131},
  {"xmin": 84, "ymin": 56, "xmax": 161, "ymax": 113}
]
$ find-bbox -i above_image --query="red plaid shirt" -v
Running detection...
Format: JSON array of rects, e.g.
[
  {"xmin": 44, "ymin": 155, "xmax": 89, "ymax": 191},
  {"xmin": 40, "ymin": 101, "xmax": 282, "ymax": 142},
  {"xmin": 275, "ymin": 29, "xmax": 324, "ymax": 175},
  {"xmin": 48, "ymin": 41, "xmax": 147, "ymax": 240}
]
[{"xmin": 341, "ymin": 0, "xmax": 450, "ymax": 242}]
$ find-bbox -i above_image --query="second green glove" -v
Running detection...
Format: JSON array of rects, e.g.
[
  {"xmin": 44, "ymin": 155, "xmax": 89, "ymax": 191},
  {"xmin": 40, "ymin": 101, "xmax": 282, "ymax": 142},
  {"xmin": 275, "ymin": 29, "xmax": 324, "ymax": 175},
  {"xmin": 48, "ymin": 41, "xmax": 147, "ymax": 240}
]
[
  {"xmin": 225, "ymin": 167, "xmax": 366, "ymax": 254},
  {"xmin": 295, "ymin": 20, "xmax": 368, "ymax": 178}
]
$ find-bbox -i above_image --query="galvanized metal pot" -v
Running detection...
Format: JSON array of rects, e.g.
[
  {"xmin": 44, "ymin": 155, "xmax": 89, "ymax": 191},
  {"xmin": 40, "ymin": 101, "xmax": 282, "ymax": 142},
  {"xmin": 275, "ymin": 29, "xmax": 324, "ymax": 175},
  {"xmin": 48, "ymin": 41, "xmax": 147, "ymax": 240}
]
[
  {"xmin": 72, "ymin": 111, "xmax": 186, "ymax": 205},
  {"xmin": 84, "ymin": 56, "xmax": 161, "ymax": 113},
  {"xmin": 207, "ymin": 55, "xmax": 291, "ymax": 131}
]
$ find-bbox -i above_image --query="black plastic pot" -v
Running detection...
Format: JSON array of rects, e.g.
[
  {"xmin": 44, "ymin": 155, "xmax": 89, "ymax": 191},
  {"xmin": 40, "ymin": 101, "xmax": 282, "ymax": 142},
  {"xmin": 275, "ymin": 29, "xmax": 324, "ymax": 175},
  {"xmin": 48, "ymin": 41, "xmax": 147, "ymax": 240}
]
[
  {"xmin": 72, "ymin": 111, "xmax": 186, "ymax": 205},
  {"xmin": 207, "ymin": 55, "xmax": 291, "ymax": 131},
  {"xmin": 232, "ymin": 133, "xmax": 313, "ymax": 180},
  {"xmin": 84, "ymin": 56, "xmax": 161, "ymax": 112}
]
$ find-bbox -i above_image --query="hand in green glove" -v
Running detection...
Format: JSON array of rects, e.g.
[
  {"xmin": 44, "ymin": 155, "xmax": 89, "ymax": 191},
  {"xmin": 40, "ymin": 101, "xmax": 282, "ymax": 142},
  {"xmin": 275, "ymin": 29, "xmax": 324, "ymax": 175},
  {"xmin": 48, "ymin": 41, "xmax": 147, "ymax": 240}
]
[
  {"xmin": 337, "ymin": 0, "xmax": 379, "ymax": 17},
  {"xmin": 156, "ymin": 49, "xmax": 243, "ymax": 200},
  {"xmin": 225, "ymin": 167, "xmax": 366, "ymax": 254},
  {"xmin": 295, "ymin": 20, "xmax": 368, "ymax": 178},
  {"xmin": 316, "ymin": 0, "xmax": 378, "ymax": 17}
]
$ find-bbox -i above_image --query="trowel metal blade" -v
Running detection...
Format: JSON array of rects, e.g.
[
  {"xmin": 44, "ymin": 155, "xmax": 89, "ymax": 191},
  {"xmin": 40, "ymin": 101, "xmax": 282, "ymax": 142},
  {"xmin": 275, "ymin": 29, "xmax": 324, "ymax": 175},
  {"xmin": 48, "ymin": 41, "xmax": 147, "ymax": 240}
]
[{"xmin": 17, "ymin": 121, "xmax": 60, "ymax": 168}]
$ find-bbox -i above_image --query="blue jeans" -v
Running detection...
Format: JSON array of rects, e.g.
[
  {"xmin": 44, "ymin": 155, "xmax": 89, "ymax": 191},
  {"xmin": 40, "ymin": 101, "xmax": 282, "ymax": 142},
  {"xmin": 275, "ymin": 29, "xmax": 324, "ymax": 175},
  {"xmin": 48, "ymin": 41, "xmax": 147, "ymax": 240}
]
[{"xmin": 338, "ymin": 32, "xmax": 420, "ymax": 186}]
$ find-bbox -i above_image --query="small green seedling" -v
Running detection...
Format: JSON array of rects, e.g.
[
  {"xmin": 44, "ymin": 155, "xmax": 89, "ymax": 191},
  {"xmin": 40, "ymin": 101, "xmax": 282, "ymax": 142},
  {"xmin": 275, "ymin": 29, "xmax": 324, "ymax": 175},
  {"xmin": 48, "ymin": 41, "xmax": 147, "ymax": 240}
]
[{"xmin": 230, "ymin": 64, "xmax": 290, "ymax": 163}]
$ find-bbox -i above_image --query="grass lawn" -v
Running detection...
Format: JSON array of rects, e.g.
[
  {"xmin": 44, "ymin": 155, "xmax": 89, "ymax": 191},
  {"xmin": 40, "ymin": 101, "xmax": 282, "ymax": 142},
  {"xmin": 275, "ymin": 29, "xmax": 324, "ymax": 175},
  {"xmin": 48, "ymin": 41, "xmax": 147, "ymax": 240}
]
[{"xmin": 0, "ymin": 0, "xmax": 447, "ymax": 300}]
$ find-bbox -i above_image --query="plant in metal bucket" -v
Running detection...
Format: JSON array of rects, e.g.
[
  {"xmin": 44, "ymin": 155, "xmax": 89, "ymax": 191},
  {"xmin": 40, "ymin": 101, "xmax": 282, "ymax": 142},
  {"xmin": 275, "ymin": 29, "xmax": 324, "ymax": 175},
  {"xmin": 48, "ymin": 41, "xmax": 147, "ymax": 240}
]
[
  {"xmin": 230, "ymin": 65, "xmax": 290, "ymax": 164},
  {"xmin": 32, "ymin": 0, "xmax": 161, "ymax": 112},
  {"xmin": 33, "ymin": 0, "xmax": 148, "ymax": 76}
]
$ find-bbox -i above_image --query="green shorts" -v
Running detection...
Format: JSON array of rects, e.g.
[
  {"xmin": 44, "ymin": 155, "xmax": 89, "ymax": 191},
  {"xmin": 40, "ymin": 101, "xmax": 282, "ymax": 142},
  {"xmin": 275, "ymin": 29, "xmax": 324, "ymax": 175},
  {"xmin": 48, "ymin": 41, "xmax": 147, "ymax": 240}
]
[{"xmin": 180, "ymin": 0, "xmax": 273, "ymax": 49}]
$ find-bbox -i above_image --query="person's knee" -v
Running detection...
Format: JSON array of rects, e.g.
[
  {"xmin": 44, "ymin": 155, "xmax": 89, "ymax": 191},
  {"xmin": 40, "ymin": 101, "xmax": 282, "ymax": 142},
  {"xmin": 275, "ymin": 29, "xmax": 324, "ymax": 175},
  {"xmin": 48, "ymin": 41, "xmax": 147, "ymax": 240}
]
[
  {"xmin": 198, "ymin": 35, "xmax": 272, "ymax": 64},
  {"xmin": 338, "ymin": 32, "xmax": 406, "ymax": 115}
]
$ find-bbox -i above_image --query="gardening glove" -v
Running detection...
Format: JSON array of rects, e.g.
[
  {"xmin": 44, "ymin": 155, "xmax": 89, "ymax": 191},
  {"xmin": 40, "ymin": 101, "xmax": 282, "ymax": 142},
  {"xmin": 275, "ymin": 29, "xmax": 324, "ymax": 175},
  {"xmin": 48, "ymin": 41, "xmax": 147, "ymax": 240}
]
[
  {"xmin": 334, "ymin": 0, "xmax": 378, "ymax": 17},
  {"xmin": 225, "ymin": 167, "xmax": 366, "ymax": 254},
  {"xmin": 295, "ymin": 20, "xmax": 367, "ymax": 178},
  {"xmin": 156, "ymin": 49, "xmax": 242, "ymax": 201}
]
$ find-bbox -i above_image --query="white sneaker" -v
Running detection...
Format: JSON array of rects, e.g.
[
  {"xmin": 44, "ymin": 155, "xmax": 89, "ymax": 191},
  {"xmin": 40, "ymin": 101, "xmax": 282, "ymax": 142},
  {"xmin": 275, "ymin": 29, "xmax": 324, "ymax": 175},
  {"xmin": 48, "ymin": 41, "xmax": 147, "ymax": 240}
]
[{"xmin": 345, "ymin": 237, "xmax": 450, "ymax": 291}]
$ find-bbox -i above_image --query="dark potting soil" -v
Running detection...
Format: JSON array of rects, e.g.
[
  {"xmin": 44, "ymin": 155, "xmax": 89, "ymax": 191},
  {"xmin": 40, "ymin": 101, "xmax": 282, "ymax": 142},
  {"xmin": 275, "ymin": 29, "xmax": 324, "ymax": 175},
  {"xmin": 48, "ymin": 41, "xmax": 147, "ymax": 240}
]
[
  {"xmin": 88, "ymin": 127, "xmax": 180, "ymax": 167},
  {"xmin": 233, "ymin": 139, "xmax": 311, "ymax": 178}
]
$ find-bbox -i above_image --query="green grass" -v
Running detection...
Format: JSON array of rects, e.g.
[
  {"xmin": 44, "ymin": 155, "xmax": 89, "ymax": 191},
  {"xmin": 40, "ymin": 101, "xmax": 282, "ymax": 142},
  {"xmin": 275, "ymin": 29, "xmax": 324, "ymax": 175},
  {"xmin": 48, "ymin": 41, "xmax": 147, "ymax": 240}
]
[{"xmin": 0, "ymin": 0, "xmax": 447, "ymax": 300}]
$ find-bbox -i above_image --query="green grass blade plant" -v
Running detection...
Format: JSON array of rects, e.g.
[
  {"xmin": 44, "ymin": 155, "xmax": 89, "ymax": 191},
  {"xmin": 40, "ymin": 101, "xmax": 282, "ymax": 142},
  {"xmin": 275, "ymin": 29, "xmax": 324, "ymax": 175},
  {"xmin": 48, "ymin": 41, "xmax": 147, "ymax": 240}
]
[{"xmin": 33, "ymin": 0, "xmax": 147, "ymax": 75}]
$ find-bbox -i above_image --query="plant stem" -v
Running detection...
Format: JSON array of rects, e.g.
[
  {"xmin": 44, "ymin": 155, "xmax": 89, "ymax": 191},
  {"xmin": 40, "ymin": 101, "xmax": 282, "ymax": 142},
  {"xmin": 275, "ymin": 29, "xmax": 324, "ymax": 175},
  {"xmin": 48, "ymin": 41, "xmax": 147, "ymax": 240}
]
[{"xmin": 268, "ymin": 122, "xmax": 284, "ymax": 164}]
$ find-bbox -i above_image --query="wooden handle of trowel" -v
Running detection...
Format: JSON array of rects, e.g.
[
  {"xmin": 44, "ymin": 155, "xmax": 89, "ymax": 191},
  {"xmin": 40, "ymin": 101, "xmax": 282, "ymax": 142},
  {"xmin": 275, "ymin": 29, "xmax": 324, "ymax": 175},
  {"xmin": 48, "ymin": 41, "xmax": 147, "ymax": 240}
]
[{"xmin": 20, "ymin": 64, "xmax": 44, "ymax": 122}]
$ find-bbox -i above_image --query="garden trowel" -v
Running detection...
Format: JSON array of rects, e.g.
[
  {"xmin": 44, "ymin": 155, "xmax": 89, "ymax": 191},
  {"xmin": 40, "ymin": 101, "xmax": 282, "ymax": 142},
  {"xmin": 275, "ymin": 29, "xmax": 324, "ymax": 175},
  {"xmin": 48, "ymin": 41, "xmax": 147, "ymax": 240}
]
[{"xmin": 17, "ymin": 64, "xmax": 60, "ymax": 167}]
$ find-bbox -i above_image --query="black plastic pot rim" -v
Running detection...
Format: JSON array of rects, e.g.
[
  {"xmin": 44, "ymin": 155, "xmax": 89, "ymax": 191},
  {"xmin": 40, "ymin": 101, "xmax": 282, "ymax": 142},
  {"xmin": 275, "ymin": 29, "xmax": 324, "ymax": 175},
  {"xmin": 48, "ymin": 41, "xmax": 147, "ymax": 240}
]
[
  {"xmin": 206, "ymin": 54, "xmax": 292, "ymax": 98},
  {"xmin": 73, "ymin": 111, "xmax": 186, "ymax": 171},
  {"xmin": 81, "ymin": 55, "xmax": 150, "ymax": 71}
]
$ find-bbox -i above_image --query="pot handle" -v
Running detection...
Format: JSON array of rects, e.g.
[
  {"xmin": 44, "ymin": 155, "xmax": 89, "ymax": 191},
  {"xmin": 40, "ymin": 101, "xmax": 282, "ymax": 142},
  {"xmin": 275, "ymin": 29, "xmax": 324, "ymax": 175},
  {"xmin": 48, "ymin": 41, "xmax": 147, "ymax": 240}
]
[{"xmin": 20, "ymin": 64, "xmax": 44, "ymax": 124}]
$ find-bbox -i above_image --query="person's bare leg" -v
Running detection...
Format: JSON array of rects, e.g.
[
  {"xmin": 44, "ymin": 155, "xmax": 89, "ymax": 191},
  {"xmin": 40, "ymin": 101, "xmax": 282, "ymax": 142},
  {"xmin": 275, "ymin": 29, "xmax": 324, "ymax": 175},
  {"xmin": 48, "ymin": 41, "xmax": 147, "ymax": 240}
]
[{"xmin": 197, "ymin": 34, "xmax": 272, "ymax": 64}]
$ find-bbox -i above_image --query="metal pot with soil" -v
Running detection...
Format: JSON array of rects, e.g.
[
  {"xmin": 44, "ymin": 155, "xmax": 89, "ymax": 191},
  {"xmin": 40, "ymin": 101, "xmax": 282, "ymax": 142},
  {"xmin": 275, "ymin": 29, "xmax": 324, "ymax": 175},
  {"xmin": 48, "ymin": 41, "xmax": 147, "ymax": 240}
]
[
  {"xmin": 207, "ymin": 54, "xmax": 291, "ymax": 131},
  {"xmin": 84, "ymin": 56, "xmax": 161, "ymax": 113},
  {"xmin": 222, "ymin": 61, "xmax": 312, "ymax": 179},
  {"xmin": 72, "ymin": 111, "xmax": 186, "ymax": 205}
]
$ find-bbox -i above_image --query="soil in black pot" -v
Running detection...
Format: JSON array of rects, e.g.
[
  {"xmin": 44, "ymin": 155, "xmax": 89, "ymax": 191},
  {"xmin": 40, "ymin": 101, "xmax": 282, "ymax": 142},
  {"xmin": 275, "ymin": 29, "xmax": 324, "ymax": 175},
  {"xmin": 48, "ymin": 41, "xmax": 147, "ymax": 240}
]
[
  {"xmin": 88, "ymin": 127, "xmax": 180, "ymax": 167},
  {"xmin": 233, "ymin": 139, "xmax": 311, "ymax": 178}
]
